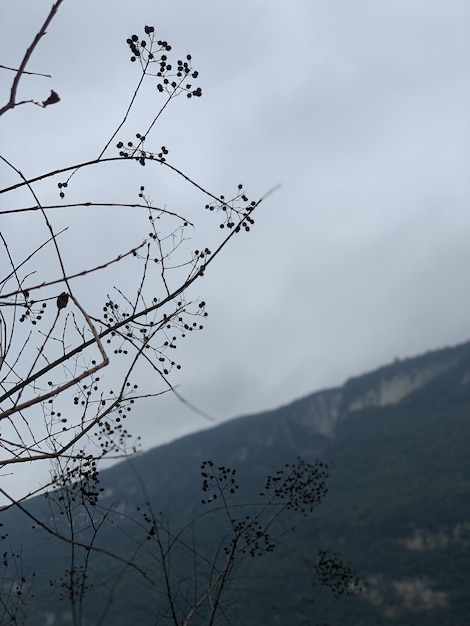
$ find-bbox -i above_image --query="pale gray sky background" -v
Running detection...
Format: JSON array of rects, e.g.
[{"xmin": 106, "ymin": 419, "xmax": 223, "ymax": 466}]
[{"xmin": 1, "ymin": 1, "xmax": 469, "ymax": 495}]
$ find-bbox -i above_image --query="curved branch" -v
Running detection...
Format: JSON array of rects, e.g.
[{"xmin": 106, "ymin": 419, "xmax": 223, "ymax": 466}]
[
  {"xmin": 0, "ymin": 0, "xmax": 65, "ymax": 117},
  {"xmin": 0, "ymin": 241, "xmax": 147, "ymax": 300}
]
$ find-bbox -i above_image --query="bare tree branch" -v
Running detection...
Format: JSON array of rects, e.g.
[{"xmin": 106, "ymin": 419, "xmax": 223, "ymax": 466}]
[{"xmin": 0, "ymin": 0, "xmax": 65, "ymax": 117}]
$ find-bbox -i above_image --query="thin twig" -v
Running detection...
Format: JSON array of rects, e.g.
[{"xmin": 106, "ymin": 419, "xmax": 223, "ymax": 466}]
[
  {"xmin": 0, "ymin": 242, "xmax": 147, "ymax": 300},
  {"xmin": 0, "ymin": 64, "xmax": 52, "ymax": 78},
  {"xmin": 0, "ymin": 0, "xmax": 65, "ymax": 116}
]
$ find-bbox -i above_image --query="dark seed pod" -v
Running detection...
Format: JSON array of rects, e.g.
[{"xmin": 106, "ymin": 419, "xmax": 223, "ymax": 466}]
[{"xmin": 57, "ymin": 292, "xmax": 69, "ymax": 311}]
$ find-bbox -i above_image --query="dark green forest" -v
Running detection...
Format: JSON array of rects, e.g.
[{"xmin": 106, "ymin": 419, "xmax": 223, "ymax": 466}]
[{"xmin": 1, "ymin": 342, "xmax": 469, "ymax": 624}]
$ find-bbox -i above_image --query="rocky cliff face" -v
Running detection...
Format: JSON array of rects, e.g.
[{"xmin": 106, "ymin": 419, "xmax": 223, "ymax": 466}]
[
  {"xmin": 287, "ymin": 387, "xmax": 342, "ymax": 437},
  {"xmin": 343, "ymin": 357, "xmax": 458, "ymax": 411},
  {"xmin": 289, "ymin": 342, "xmax": 470, "ymax": 438}
]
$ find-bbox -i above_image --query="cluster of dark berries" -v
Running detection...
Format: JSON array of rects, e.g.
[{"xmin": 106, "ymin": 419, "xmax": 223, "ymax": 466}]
[
  {"xmin": 96, "ymin": 385, "xmax": 136, "ymax": 452},
  {"xmin": 261, "ymin": 458, "xmax": 329, "ymax": 516},
  {"xmin": 192, "ymin": 247, "xmax": 212, "ymax": 276},
  {"xmin": 205, "ymin": 184, "xmax": 257, "ymax": 231},
  {"xmin": 314, "ymin": 549, "xmax": 361, "ymax": 597},
  {"xmin": 201, "ymin": 461, "xmax": 239, "ymax": 504},
  {"xmin": 127, "ymin": 25, "xmax": 205, "ymax": 102},
  {"xmin": 155, "ymin": 53, "xmax": 201, "ymax": 99},
  {"xmin": 225, "ymin": 517, "xmax": 276, "ymax": 558},
  {"xmin": 137, "ymin": 506, "xmax": 162, "ymax": 541},
  {"xmin": 48, "ymin": 449, "xmax": 103, "ymax": 508},
  {"xmin": 19, "ymin": 299, "xmax": 46, "ymax": 325},
  {"xmin": 57, "ymin": 181, "xmax": 68, "ymax": 199},
  {"xmin": 72, "ymin": 376, "xmax": 101, "ymax": 408},
  {"xmin": 126, "ymin": 27, "xmax": 164, "ymax": 63},
  {"xmin": 116, "ymin": 138, "xmax": 169, "ymax": 165},
  {"xmin": 156, "ymin": 331, "xmax": 183, "ymax": 375},
  {"xmin": 102, "ymin": 299, "xmax": 120, "ymax": 326},
  {"xmin": 194, "ymin": 248, "xmax": 211, "ymax": 260}
]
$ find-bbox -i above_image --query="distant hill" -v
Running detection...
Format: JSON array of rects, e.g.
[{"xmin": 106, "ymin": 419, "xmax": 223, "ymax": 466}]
[{"xmin": 1, "ymin": 340, "xmax": 470, "ymax": 625}]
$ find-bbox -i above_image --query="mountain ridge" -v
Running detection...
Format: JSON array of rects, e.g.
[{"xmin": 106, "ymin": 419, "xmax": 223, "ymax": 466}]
[
  {"xmin": 93, "ymin": 339, "xmax": 470, "ymax": 523},
  {"xmin": 135, "ymin": 339, "xmax": 470, "ymax": 452}
]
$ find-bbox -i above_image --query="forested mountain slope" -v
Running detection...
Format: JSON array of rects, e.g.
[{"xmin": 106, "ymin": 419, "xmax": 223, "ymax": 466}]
[{"xmin": 1, "ymin": 341, "xmax": 469, "ymax": 625}]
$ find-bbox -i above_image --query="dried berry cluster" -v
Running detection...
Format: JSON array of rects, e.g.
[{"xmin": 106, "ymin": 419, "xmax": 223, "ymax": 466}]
[
  {"xmin": 261, "ymin": 458, "xmax": 329, "ymax": 516},
  {"xmin": 205, "ymin": 184, "xmax": 257, "ymax": 231},
  {"xmin": 126, "ymin": 27, "xmax": 202, "ymax": 100},
  {"xmin": 96, "ymin": 392, "xmax": 136, "ymax": 452},
  {"xmin": 18, "ymin": 291, "xmax": 69, "ymax": 325},
  {"xmin": 116, "ymin": 138, "xmax": 169, "ymax": 165},
  {"xmin": 69, "ymin": 369, "xmax": 138, "ymax": 458},
  {"xmin": 200, "ymin": 462, "xmax": 278, "ymax": 557},
  {"xmin": 200, "ymin": 461, "xmax": 239, "ymax": 505},
  {"xmin": 54, "ymin": 564, "xmax": 90, "ymax": 603},
  {"xmin": 18, "ymin": 291, "xmax": 46, "ymax": 324},
  {"xmin": 155, "ymin": 54, "xmax": 202, "ymax": 99},
  {"xmin": 137, "ymin": 507, "xmax": 162, "ymax": 541},
  {"xmin": 57, "ymin": 180, "xmax": 68, "ymax": 199},
  {"xmin": 314, "ymin": 549, "xmax": 361, "ymax": 597},
  {"xmin": 101, "ymin": 294, "xmax": 205, "ymax": 376},
  {"xmin": 126, "ymin": 26, "xmax": 162, "ymax": 62},
  {"xmin": 49, "ymin": 450, "xmax": 103, "ymax": 508},
  {"xmin": 225, "ymin": 517, "xmax": 276, "ymax": 558}
]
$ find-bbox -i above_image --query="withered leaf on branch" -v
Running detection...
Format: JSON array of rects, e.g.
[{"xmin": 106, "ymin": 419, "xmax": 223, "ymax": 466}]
[
  {"xmin": 56, "ymin": 292, "xmax": 69, "ymax": 310},
  {"xmin": 42, "ymin": 89, "xmax": 60, "ymax": 107}
]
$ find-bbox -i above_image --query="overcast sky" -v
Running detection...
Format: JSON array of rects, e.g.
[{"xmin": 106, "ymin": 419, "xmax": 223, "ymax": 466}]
[{"xmin": 1, "ymin": 1, "xmax": 470, "ymax": 496}]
